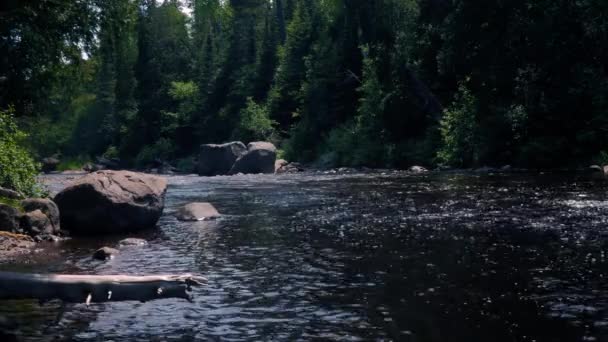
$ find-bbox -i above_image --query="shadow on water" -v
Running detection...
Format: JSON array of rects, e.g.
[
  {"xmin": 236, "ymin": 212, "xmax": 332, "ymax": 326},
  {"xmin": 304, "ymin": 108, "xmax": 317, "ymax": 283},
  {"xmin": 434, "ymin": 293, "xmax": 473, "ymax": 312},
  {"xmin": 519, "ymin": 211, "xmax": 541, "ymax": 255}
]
[{"xmin": 1, "ymin": 171, "xmax": 607, "ymax": 341}]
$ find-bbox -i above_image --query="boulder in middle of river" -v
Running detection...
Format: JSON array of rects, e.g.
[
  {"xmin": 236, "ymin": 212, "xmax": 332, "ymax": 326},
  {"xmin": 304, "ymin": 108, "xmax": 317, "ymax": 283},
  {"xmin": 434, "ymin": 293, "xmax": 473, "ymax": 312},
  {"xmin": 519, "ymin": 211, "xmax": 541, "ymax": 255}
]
[
  {"xmin": 54, "ymin": 170, "xmax": 167, "ymax": 235},
  {"xmin": 198, "ymin": 142, "xmax": 247, "ymax": 176},
  {"xmin": 175, "ymin": 202, "xmax": 220, "ymax": 221},
  {"xmin": 229, "ymin": 142, "xmax": 277, "ymax": 175}
]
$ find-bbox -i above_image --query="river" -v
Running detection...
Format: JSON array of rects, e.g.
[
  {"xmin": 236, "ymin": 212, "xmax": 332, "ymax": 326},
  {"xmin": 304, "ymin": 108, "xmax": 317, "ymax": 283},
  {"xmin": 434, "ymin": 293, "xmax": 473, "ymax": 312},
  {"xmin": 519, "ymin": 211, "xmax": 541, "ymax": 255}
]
[{"xmin": 0, "ymin": 170, "xmax": 606, "ymax": 341}]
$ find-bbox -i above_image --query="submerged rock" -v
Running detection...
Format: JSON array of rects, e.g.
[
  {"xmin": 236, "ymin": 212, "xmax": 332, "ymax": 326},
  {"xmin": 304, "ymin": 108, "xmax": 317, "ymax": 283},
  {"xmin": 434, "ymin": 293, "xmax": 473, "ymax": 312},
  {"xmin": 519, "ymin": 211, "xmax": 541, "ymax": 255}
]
[
  {"xmin": 176, "ymin": 202, "xmax": 221, "ymax": 221},
  {"xmin": 93, "ymin": 246, "xmax": 119, "ymax": 260},
  {"xmin": 409, "ymin": 166, "xmax": 429, "ymax": 173},
  {"xmin": 118, "ymin": 238, "xmax": 148, "ymax": 247},
  {"xmin": 54, "ymin": 170, "xmax": 167, "ymax": 235},
  {"xmin": 198, "ymin": 142, "xmax": 247, "ymax": 176},
  {"xmin": 229, "ymin": 142, "xmax": 277, "ymax": 175}
]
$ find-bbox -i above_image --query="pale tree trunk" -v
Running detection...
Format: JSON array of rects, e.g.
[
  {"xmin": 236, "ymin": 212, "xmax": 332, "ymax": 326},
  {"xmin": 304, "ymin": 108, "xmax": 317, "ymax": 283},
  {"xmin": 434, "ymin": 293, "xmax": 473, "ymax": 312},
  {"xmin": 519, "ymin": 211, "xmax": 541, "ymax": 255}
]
[{"xmin": 0, "ymin": 272, "xmax": 207, "ymax": 304}]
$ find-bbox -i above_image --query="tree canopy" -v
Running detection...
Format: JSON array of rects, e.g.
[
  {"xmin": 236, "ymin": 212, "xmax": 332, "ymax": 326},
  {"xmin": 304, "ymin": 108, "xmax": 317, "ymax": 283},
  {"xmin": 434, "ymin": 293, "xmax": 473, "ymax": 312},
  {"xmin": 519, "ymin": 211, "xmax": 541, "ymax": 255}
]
[{"xmin": 1, "ymin": 0, "xmax": 607, "ymax": 169}]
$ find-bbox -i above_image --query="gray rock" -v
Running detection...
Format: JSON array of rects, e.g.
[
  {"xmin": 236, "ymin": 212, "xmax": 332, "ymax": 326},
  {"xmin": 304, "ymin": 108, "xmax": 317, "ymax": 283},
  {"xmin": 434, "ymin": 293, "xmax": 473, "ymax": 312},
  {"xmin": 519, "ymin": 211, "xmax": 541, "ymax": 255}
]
[
  {"xmin": 33, "ymin": 234, "xmax": 62, "ymax": 243},
  {"xmin": 229, "ymin": 142, "xmax": 277, "ymax": 175},
  {"xmin": 175, "ymin": 202, "xmax": 221, "ymax": 221},
  {"xmin": 0, "ymin": 204, "xmax": 21, "ymax": 233},
  {"xmin": 20, "ymin": 210, "xmax": 53, "ymax": 235},
  {"xmin": 590, "ymin": 165, "xmax": 603, "ymax": 172},
  {"xmin": 54, "ymin": 170, "xmax": 167, "ymax": 235},
  {"xmin": 95, "ymin": 156, "xmax": 121, "ymax": 170},
  {"xmin": 409, "ymin": 166, "xmax": 429, "ymax": 173},
  {"xmin": 42, "ymin": 157, "xmax": 60, "ymax": 173},
  {"xmin": 275, "ymin": 159, "xmax": 289, "ymax": 173},
  {"xmin": 198, "ymin": 142, "xmax": 247, "ymax": 176},
  {"xmin": 0, "ymin": 187, "xmax": 23, "ymax": 200},
  {"xmin": 118, "ymin": 238, "xmax": 148, "ymax": 247},
  {"xmin": 21, "ymin": 198, "xmax": 60, "ymax": 234},
  {"xmin": 83, "ymin": 163, "xmax": 103, "ymax": 172},
  {"xmin": 93, "ymin": 247, "xmax": 119, "ymax": 260}
]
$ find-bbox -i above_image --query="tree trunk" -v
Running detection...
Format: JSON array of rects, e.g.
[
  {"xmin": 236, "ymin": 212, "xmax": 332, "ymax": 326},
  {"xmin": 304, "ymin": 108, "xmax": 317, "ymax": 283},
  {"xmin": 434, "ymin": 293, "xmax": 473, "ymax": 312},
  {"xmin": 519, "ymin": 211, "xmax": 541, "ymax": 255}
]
[{"xmin": 0, "ymin": 272, "xmax": 206, "ymax": 304}]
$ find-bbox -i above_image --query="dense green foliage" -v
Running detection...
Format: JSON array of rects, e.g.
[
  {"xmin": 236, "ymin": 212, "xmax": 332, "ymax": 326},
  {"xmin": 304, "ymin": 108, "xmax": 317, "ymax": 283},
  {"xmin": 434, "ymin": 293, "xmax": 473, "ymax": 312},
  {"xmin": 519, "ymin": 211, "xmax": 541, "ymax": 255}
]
[
  {"xmin": 1, "ymin": 0, "xmax": 607, "ymax": 169},
  {"xmin": 0, "ymin": 108, "xmax": 40, "ymax": 195}
]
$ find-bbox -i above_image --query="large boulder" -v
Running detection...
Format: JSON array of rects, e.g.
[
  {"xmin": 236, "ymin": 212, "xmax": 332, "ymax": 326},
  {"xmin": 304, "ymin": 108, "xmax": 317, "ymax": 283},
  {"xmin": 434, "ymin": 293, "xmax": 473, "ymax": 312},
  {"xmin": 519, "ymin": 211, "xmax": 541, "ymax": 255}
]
[
  {"xmin": 21, "ymin": 198, "xmax": 60, "ymax": 234},
  {"xmin": 229, "ymin": 142, "xmax": 277, "ymax": 175},
  {"xmin": 54, "ymin": 171, "xmax": 168, "ymax": 235},
  {"xmin": 198, "ymin": 142, "xmax": 247, "ymax": 176},
  {"xmin": 0, "ymin": 204, "xmax": 21, "ymax": 233},
  {"xmin": 175, "ymin": 202, "xmax": 220, "ymax": 221}
]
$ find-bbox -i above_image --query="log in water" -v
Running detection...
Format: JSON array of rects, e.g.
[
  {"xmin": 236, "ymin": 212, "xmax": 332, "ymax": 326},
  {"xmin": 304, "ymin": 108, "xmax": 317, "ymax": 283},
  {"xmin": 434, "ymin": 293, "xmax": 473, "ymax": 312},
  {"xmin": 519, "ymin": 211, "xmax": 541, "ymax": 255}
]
[{"xmin": 0, "ymin": 272, "xmax": 207, "ymax": 303}]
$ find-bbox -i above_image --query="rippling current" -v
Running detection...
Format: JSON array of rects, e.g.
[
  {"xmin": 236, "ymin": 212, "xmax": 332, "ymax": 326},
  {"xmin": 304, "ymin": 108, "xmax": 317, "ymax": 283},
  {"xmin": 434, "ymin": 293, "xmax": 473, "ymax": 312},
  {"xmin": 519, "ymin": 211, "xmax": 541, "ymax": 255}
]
[{"xmin": 1, "ymin": 171, "xmax": 607, "ymax": 341}]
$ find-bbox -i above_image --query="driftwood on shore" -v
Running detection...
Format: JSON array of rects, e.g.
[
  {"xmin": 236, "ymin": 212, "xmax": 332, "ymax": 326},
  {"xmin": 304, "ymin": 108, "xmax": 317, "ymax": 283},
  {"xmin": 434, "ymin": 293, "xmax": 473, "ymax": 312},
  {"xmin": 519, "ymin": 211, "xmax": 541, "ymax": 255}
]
[{"xmin": 0, "ymin": 272, "xmax": 207, "ymax": 304}]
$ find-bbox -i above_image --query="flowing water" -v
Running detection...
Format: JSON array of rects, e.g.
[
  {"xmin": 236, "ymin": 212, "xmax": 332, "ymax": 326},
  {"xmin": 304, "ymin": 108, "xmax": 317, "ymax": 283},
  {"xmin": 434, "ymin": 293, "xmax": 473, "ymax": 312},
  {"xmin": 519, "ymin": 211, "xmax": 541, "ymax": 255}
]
[{"xmin": 0, "ymin": 170, "xmax": 607, "ymax": 341}]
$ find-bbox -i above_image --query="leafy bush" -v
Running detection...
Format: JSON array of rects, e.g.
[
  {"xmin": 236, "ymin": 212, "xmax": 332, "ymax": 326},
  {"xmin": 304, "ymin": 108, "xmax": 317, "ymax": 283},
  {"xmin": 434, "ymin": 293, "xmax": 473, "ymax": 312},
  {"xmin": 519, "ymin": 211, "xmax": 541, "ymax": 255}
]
[
  {"xmin": 234, "ymin": 97, "xmax": 277, "ymax": 143},
  {"xmin": 103, "ymin": 146, "xmax": 119, "ymax": 160},
  {"xmin": 595, "ymin": 151, "xmax": 608, "ymax": 166},
  {"xmin": 134, "ymin": 138, "xmax": 175, "ymax": 168},
  {"xmin": 176, "ymin": 156, "xmax": 197, "ymax": 174},
  {"xmin": 0, "ymin": 107, "xmax": 40, "ymax": 196},
  {"xmin": 57, "ymin": 155, "xmax": 91, "ymax": 171},
  {"xmin": 323, "ymin": 55, "xmax": 389, "ymax": 167},
  {"xmin": 437, "ymin": 84, "xmax": 480, "ymax": 167}
]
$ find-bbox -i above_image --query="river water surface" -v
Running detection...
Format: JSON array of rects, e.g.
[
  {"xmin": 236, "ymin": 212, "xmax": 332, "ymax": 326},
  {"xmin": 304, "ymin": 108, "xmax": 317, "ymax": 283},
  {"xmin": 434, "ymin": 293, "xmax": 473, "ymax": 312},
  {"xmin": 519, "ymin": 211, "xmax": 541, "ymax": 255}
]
[{"xmin": 1, "ymin": 171, "xmax": 607, "ymax": 341}]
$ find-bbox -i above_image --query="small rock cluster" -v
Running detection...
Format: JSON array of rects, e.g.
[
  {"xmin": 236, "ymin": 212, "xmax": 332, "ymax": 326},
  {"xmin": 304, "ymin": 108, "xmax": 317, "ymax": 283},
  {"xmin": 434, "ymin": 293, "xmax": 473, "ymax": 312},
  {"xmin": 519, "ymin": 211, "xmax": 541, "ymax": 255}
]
[
  {"xmin": 93, "ymin": 238, "xmax": 149, "ymax": 261},
  {"xmin": 275, "ymin": 159, "xmax": 305, "ymax": 174},
  {"xmin": 0, "ymin": 188, "xmax": 62, "ymax": 242}
]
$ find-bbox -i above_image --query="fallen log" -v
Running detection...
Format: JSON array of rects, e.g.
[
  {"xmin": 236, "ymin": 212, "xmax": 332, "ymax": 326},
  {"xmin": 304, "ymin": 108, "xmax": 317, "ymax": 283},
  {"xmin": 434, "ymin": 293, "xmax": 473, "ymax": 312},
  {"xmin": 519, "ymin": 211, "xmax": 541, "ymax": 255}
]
[{"xmin": 0, "ymin": 272, "xmax": 207, "ymax": 304}]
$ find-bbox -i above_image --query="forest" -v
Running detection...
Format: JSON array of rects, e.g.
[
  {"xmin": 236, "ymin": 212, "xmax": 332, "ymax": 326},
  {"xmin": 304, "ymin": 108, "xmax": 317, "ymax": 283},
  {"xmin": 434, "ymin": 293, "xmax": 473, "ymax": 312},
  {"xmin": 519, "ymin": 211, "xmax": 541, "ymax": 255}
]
[{"xmin": 1, "ymin": 0, "xmax": 608, "ymax": 179}]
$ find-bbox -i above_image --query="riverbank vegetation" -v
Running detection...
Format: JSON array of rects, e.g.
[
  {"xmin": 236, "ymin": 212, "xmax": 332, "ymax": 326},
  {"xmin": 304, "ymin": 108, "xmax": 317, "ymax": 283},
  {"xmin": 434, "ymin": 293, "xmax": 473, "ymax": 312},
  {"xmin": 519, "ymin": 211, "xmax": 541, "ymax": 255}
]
[{"xmin": 1, "ymin": 0, "xmax": 607, "ymax": 173}]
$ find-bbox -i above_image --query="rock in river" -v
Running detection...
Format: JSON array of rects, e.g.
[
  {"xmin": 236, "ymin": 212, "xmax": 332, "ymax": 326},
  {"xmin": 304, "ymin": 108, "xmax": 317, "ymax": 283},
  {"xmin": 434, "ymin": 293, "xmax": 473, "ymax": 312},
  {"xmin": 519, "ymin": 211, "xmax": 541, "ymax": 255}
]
[
  {"xmin": 21, "ymin": 198, "xmax": 61, "ymax": 234},
  {"xmin": 20, "ymin": 210, "xmax": 52, "ymax": 235},
  {"xmin": 54, "ymin": 170, "xmax": 167, "ymax": 235},
  {"xmin": 198, "ymin": 142, "xmax": 247, "ymax": 176},
  {"xmin": 229, "ymin": 142, "xmax": 277, "ymax": 175},
  {"xmin": 118, "ymin": 238, "xmax": 148, "ymax": 247},
  {"xmin": 93, "ymin": 246, "xmax": 119, "ymax": 260},
  {"xmin": 176, "ymin": 202, "xmax": 220, "ymax": 221},
  {"xmin": 0, "ymin": 204, "xmax": 21, "ymax": 233}
]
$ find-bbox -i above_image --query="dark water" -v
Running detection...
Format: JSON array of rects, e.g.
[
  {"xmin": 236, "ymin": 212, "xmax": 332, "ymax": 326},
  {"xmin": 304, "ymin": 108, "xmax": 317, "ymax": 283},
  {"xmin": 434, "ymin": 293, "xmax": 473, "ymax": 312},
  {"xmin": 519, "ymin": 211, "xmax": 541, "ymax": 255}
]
[{"xmin": 1, "ymin": 171, "xmax": 607, "ymax": 341}]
